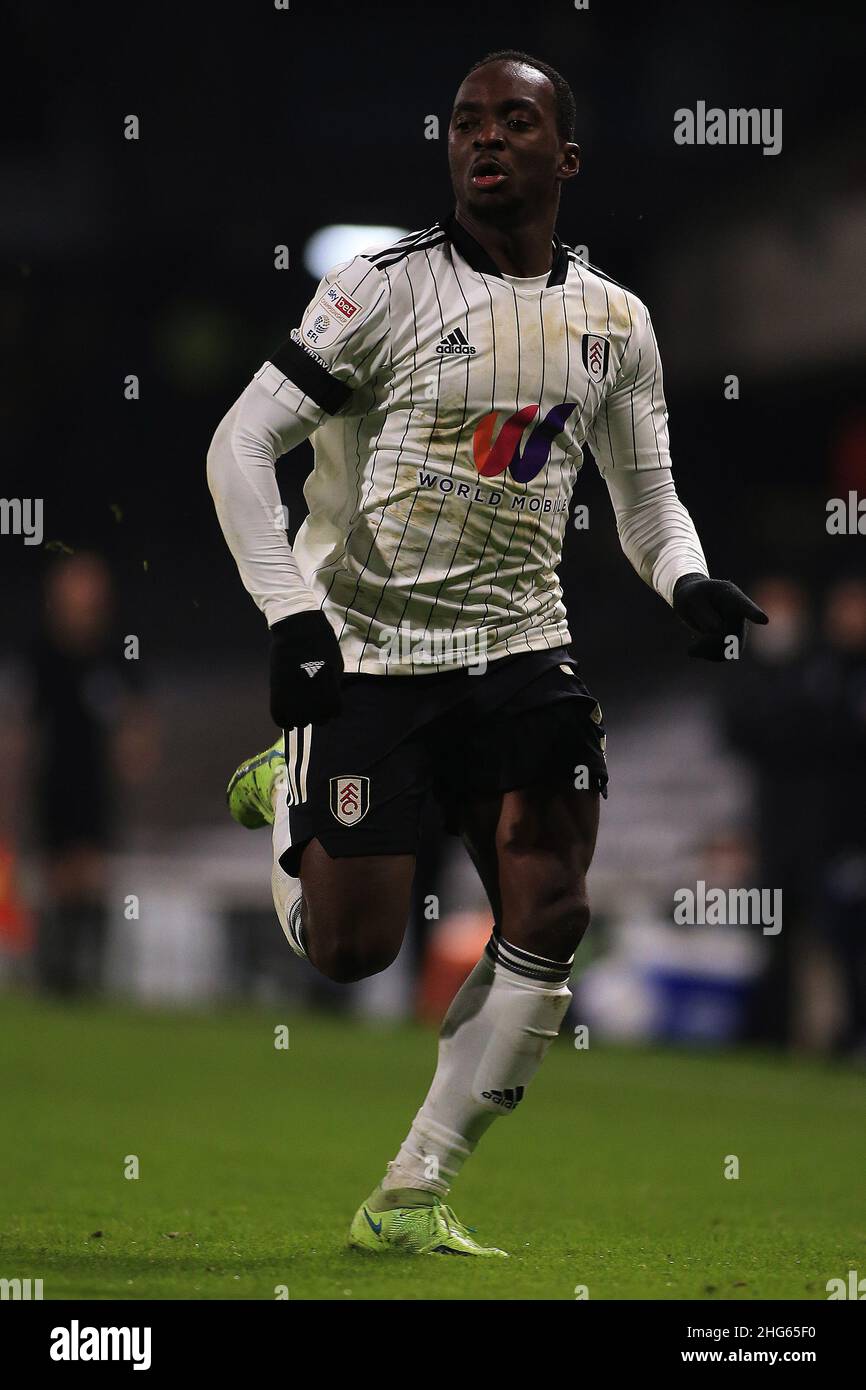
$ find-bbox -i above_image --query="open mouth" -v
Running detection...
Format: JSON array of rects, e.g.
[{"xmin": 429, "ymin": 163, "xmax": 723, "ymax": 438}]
[{"xmin": 470, "ymin": 159, "xmax": 509, "ymax": 189}]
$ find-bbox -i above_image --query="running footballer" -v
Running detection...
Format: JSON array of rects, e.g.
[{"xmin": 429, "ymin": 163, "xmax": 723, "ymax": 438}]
[{"xmin": 207, "ymin": 50, "xmax": 767, "ymax": 1256}]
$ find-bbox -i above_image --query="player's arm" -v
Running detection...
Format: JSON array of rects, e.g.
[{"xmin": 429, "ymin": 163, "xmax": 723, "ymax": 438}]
[
  {"xmin": 207, "ymin": 369, "xmax": 324, "ymax": 626},
  {"xmin": 206, "ymin": 258, "xmax": 390, "ymax": 723},
  {"xmin": 586, "ymin": 300, "xmax": 767, "ymax": 659}
]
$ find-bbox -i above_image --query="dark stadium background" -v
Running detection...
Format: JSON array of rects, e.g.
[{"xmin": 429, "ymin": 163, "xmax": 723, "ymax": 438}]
[
  {"xmin": 2, "ymin": 0, "xmax": 865, "ymax": 1042},
  {"xmin": 2, "ymin": 0, "xmax": 866, "ymax": 1312}
]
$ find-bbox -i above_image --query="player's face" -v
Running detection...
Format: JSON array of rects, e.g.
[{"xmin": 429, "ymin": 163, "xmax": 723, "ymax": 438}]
[{"xmin": 448, "ymin": 61, "xmax": 578, "ymax": 223}]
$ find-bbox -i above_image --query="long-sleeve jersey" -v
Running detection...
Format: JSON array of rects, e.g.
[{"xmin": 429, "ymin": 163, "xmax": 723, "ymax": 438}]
[{"xmin": 207, "ymin": 213, "xmax": 708, "ymax": 674}]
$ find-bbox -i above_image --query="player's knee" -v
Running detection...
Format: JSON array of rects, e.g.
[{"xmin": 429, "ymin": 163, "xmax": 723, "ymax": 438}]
[
  {"xmin": 519, "ymin": 889, "xmax": 591, "ymax": 961},
  {"xmin": 549, "ymin": 890, "xmax": 591, "ymax": 952},
  {"xmin": 311, "ymin": 930, "xmax": 400, "ymax": 984}
]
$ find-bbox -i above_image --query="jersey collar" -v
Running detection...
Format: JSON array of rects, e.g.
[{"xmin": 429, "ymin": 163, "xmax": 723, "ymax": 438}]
[{"xmin": 441, "ymin": 211, "xmax": 569, "ymax": 288}]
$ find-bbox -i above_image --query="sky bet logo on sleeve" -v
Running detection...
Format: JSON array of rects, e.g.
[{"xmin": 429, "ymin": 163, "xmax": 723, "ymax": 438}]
[
  {"xmin": 326, "ymin": 284, "xmax": 361, "ymax": 321},
  {"xmin": 302, "ymin": 281, "xmax": 363, "ymax": 348}
]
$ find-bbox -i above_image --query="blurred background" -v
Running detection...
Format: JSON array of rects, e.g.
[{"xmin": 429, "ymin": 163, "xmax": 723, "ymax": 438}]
[{"xmin": 2, "ymin": 0, "xmax": 865, "ymax": 1056}]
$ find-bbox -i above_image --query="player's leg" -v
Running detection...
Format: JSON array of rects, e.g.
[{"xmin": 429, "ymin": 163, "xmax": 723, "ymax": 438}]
[
  {"xmin": 458, "ymin": 789, "xmax": 503, "ymax": 925},
  {"xmin": 352, "ymin": 666, "xmax": 607, "ymax": 1253},
  {"xmin": 293, "ymin": 838, "xmax": 415, "ymax": 983},
  {"xmin": 232, "ymin": 674, "xmax": 430, "ymax": 985},
  {"xmin": 456, "ymin": 663, "xmax": 604, "ymax": 964},
  {"xmin": 378, "ymin": 780, "xmax": 597, "ymax": 1200},
  {"xmin": 265, "ymin": 743, "xmax": 416, "ymax": 982},
  {"xmin": 457, "ymin": 779, "xmax": 597, "ymax": 948},
  {"xmin": 490, "ymin": 776, "xmax": 599, "ymax": 961}
]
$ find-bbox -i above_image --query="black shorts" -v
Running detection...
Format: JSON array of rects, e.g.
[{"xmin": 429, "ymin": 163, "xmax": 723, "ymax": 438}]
[{"xmin": 278, "ymin": 646, "xmax": 608, "ymax": 877}]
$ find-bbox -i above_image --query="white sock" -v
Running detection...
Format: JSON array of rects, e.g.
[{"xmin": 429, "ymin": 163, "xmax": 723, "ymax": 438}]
[
  {"xmin": 381, "ymin": 936, "xmax": 573, "ymax": 1198},
  {"xmin": 270, "ymin": 771, "xmax": 306, "ymax": 959}
]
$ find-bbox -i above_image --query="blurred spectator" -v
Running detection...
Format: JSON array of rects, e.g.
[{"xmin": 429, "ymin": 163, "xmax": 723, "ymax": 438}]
[
  {"xmin": 26, "ymin": 553, "xmax": 156, "ymax": 995},
  {"xmin": 722, "ymin": 577, "xmax": 818, "ymax": 1047},
  {"xmin": 809, "ymin": 579, "xmax": 866, "ymax": 1058}
]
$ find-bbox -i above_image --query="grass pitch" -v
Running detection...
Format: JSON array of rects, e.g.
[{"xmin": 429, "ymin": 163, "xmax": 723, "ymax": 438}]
[{"xmin": 0, "ymin": 994, "xmax": 862, "ymax": 1300}]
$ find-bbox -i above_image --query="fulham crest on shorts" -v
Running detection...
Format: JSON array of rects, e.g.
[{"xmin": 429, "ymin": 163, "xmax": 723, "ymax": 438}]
[{"xmin": 330, "ymin": 775, "xmax": 370, "ymax": 825}]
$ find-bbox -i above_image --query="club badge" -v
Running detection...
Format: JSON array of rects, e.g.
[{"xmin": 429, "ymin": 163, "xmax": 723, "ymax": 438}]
[
  {"xmin": 329, "ymin": 775, "xmax": 370, "ymax": 826},
  {"xmin": 581, "ymin": 333, "xmax": 610, "ymax": 385}
]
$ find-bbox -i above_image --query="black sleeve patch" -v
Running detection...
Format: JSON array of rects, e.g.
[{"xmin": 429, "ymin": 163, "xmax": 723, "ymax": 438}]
[{"xmin": 268, "ymin": 336, "xmax": 353, "ymax": 415}]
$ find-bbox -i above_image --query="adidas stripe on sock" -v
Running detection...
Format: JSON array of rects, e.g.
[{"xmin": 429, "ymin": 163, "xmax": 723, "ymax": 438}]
[{"xmin": 484, "ymin": 933, "xmax": 574, "ymax": 984}]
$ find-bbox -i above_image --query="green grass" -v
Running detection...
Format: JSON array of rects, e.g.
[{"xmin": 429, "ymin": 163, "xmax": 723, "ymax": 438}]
[{"xmin": 0, "ymin": 994, "xmax": 862, "ymax": 1300}]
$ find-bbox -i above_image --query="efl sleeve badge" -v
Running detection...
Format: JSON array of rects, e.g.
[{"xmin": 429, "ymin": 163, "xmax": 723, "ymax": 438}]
[{"xmin": 301, "ymin": 282, "xmax": 365, "ymax": 350}]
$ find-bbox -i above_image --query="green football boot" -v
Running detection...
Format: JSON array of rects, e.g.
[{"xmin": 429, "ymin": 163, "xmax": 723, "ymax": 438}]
[
  {"xmin": 226, "ymin": 735, "xmax": 285, "ymax": 829},
  {"xmin": 348, "ymin": 1185, "xmax": 508, "ymax": 1257}
]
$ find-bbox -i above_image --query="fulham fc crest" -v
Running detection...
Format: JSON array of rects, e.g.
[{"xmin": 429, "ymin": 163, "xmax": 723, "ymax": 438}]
[
  {"xmin": 330, "ymin": 776, "xmax": 370, "ymax": 826},
  {"xmin": 581, "ymin": 333, "xmax": 610, "ymax": 385}
]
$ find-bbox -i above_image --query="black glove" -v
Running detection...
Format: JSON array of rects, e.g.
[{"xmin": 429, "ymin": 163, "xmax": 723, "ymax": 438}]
[
  {"xmin": 673, "ymin": 573, "xmax": 769, "ymax": 661},
  {"xmin": 269, "ymin": 609, "xmax": 344, "ymax": 728}
]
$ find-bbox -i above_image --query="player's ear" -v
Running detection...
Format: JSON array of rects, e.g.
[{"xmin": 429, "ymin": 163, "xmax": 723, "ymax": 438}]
[{"xmin": 559, "ymin": 142, "xmax": 580, "ymax": 180}]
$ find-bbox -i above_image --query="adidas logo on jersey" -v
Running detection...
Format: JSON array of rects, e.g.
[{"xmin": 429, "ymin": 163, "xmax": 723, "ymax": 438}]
[
  {"xmin": 436, "ymin": 327, "xmax": 476, "ymax": 356},
  {"xmin": 300, "ymin": 661, "xmax": 325, "ymax": 677},
  {"xmin": 481, "ymin": 1085, "xmax": 525, "ymax": 1110}
]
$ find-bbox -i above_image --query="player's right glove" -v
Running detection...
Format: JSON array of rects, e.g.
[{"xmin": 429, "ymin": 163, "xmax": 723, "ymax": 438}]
[{"xmin": 269, "ymin": 609, "xmax": 344, "ymax": 729}]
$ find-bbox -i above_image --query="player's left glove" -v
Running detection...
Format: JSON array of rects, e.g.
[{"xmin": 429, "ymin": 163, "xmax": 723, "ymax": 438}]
[{"xmin": 673, "ymin": 573, "xmax": 769, "ymax": 661}]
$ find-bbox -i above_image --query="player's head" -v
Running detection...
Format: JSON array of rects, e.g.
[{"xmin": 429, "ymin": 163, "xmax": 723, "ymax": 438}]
[{"xmin": 448, "ymin": 51, "xmax": 579, "ymax": 225}]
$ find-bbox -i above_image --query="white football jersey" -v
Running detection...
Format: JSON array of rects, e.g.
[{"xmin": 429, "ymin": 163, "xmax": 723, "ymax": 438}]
[{"xmin": 218, "ymin": 215, "xmax": 699, "ymax": 674}]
